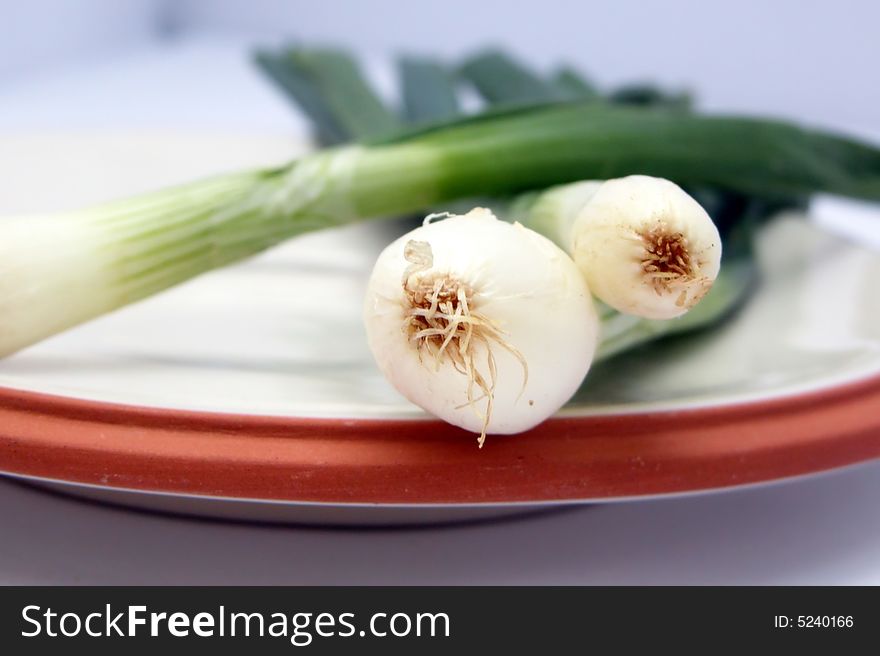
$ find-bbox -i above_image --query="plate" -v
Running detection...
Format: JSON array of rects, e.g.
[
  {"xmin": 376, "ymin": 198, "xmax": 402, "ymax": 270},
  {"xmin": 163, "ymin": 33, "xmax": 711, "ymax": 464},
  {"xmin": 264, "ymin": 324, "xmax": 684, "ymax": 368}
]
[{"xmin": 1, "ymin": 133, "xmax": 879, "ymax": 525}]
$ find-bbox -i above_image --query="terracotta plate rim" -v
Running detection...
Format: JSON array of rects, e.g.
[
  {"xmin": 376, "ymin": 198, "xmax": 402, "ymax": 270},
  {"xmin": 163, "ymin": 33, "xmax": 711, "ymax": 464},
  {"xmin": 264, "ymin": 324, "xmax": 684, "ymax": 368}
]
[
  {"xmin": 2, "ymin": 371, "xmax": 880, "ymax": 505},
  {"xmin": 5, "ymin": 456, "xmax": 879, "ymax": 510}
]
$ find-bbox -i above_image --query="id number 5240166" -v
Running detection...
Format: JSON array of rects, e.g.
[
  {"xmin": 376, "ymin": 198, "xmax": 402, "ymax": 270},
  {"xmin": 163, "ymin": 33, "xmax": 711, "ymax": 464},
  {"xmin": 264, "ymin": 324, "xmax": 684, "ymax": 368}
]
[{"xmin": 774, "ymin": 616, "xmax": 854, "ymax": 629}]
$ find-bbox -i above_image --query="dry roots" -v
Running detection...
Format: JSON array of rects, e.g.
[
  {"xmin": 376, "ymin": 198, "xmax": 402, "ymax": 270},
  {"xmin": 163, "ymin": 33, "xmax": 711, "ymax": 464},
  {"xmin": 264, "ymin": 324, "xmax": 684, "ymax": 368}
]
[
  {"xmin": 639, "ymin": 223, "xmax": 710, "ymax": 308},
  {"xmin": 401, "ymin": 240, "xmax": 527, "ymax": 447}
]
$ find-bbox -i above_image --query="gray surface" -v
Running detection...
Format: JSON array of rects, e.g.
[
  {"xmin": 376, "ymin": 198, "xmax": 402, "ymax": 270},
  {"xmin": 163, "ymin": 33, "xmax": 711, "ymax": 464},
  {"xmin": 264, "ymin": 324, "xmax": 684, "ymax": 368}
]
[{"xmin": 3, "ymin": 462, "xmax": 880, "ymax": 584}]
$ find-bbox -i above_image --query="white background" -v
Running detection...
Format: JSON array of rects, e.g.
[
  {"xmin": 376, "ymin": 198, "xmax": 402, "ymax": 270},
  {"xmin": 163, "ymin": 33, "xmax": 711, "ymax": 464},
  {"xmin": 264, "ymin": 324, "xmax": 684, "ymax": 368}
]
[
  {"xmin": 3, "ymin": 0, "xmax": 880, "ymax": 132},
  {"xmin": 1, "ymin": 0, "xmax": 879, "ymax": 584}
]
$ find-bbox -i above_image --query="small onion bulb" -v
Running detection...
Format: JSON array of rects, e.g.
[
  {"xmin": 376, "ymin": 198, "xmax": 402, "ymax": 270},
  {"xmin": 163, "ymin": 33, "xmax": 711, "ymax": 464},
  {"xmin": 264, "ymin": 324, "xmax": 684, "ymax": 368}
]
[
  {"xmin": 363, "ymin": 208, "xmax": 599, "ymax": 445},
  {"xmin": 568, "ymin": 175, "xmax": 722, "ymax": 319}
]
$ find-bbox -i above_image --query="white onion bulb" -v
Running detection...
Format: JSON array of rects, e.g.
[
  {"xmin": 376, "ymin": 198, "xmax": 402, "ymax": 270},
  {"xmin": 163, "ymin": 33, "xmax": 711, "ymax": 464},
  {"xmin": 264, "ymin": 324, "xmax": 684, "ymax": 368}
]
[
  {"xmin": 569, "ymin": 175, "xmax": 722, "ymax": 319},
  {"xmin": 363, "ymin": 208, "xmax": 598, "ymax": 445}
]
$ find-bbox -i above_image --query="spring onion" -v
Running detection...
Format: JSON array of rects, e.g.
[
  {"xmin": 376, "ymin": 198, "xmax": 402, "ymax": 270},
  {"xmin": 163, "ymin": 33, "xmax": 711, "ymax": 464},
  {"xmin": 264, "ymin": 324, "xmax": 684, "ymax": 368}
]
[
  {"xmin": 514, "ymin": 175, "xmax": 722, "ymax": 319},
  {"xmin": 2, "ymin": 102, "xmax": 880, "ymax": 357},
  {"xmin": 363, "ymin": 208, "xmax": 598, "ymax": 444}
]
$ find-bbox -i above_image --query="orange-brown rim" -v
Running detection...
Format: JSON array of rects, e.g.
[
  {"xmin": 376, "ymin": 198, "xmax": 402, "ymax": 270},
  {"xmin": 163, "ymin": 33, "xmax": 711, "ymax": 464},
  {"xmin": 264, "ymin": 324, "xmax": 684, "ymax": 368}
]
[{"xmin": 1, "ymin": 375, "xmax": 879, "ymax": 505}]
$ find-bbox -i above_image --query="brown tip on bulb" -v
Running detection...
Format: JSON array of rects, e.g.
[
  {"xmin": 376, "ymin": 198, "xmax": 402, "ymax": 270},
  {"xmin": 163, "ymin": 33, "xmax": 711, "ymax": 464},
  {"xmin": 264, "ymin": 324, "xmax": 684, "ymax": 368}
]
[
  {"xmin": 638, "ymin": 224, "xmax": 712, "ymax": 308},
  {"xmin": 401, "ymin": 240, "xmax": 528, "ymax": 447}
]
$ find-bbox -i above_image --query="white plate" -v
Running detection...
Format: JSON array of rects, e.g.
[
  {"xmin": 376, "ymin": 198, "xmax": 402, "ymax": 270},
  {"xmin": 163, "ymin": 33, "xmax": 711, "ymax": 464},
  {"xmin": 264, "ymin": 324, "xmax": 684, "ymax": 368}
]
[{"xmin": 0, "ymin": 133, "xmax": 879, "ymax": 525}]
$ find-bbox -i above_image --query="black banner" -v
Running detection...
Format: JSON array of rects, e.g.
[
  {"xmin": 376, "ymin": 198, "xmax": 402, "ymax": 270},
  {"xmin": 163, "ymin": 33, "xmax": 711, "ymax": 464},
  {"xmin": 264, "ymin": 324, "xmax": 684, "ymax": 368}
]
[{"xmin": 0, "ymin": 587, "xmax": 873, "ymax": 653}]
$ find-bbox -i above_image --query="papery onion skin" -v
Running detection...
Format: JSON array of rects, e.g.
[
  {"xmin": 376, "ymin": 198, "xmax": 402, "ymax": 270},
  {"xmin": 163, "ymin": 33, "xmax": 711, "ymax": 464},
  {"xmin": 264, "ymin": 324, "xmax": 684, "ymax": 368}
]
[{"xmin": 363, "ymin": 208, "xmax": 598, "ymax": 437}]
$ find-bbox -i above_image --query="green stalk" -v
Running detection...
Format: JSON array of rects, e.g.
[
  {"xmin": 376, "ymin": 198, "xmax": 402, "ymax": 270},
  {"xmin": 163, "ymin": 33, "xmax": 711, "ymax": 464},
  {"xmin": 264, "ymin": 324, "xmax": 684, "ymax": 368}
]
[
  {"xmin": 380, "ymin": 103, "xmax": 880, "ymax": 201},
  {"xmin": 254, "ymin": 52, "xmax": 349, "ymax": 145},
  {"xmin": 254, "ymin": 48, "xmax": 401, "ymax": 145},
  {"xmin": 3, "ymin": 101, "xmax": 879, "ymax": 356},
  {"xmin": 608, "ymin": 84, "xmax": 692, "ymax": 111},
  {"xmin": 551, "ymin": 67, "xmax": 600, "ymax": 100},
  {"xmin": 458, "ymin": 50, "xmax": 565, "ymax": 105},
  {"xmin": 398, "ymin": 56, "xmax": 461, "ymax": 123}
]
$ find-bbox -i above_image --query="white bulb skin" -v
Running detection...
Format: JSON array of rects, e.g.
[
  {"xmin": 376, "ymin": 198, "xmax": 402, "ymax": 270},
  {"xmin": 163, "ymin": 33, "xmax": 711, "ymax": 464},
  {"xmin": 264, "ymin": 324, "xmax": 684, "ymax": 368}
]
[
  {"xmin": 0, "ymin": 216, "xmax": 117, "ymax": 356},
  {"xmin": 569, "ymin": 175, "xmax": 722, "ymax": 320},
  {"xmin": 364, "ymin": 208, "xmax": 598, "ymax": 439}
]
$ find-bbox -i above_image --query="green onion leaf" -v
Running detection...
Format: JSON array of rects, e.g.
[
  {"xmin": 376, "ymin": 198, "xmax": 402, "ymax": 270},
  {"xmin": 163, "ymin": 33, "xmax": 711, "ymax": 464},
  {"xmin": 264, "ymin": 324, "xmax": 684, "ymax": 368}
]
[
  {"xmin": 609, "ymin": 83, "xmax": 693, "ymax": 111},
  {"xmin": 255, "ymin": 47, "xmax": 401, "ymax": 144},
  {"xmin": 458, "ymin": 49, "xmax": 565, "ymax": 105},
  {"xmin": 254, "ymin": 50, "xmax": 350, "ymax": 145},
  {"xmin": 551, "ymin": 66, "xmax": 600, "ymax": 100},
  {"xmin": 398, "ymin": 55, "xmax": 461, "ymax": 123}
]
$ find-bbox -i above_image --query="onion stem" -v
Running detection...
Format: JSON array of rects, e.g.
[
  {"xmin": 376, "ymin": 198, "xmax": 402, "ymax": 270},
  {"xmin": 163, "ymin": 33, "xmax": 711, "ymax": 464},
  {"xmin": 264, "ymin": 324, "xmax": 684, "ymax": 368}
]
[{"xmin": 2, "ymin": 102, "xmax": 879, "ymax": 355}]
